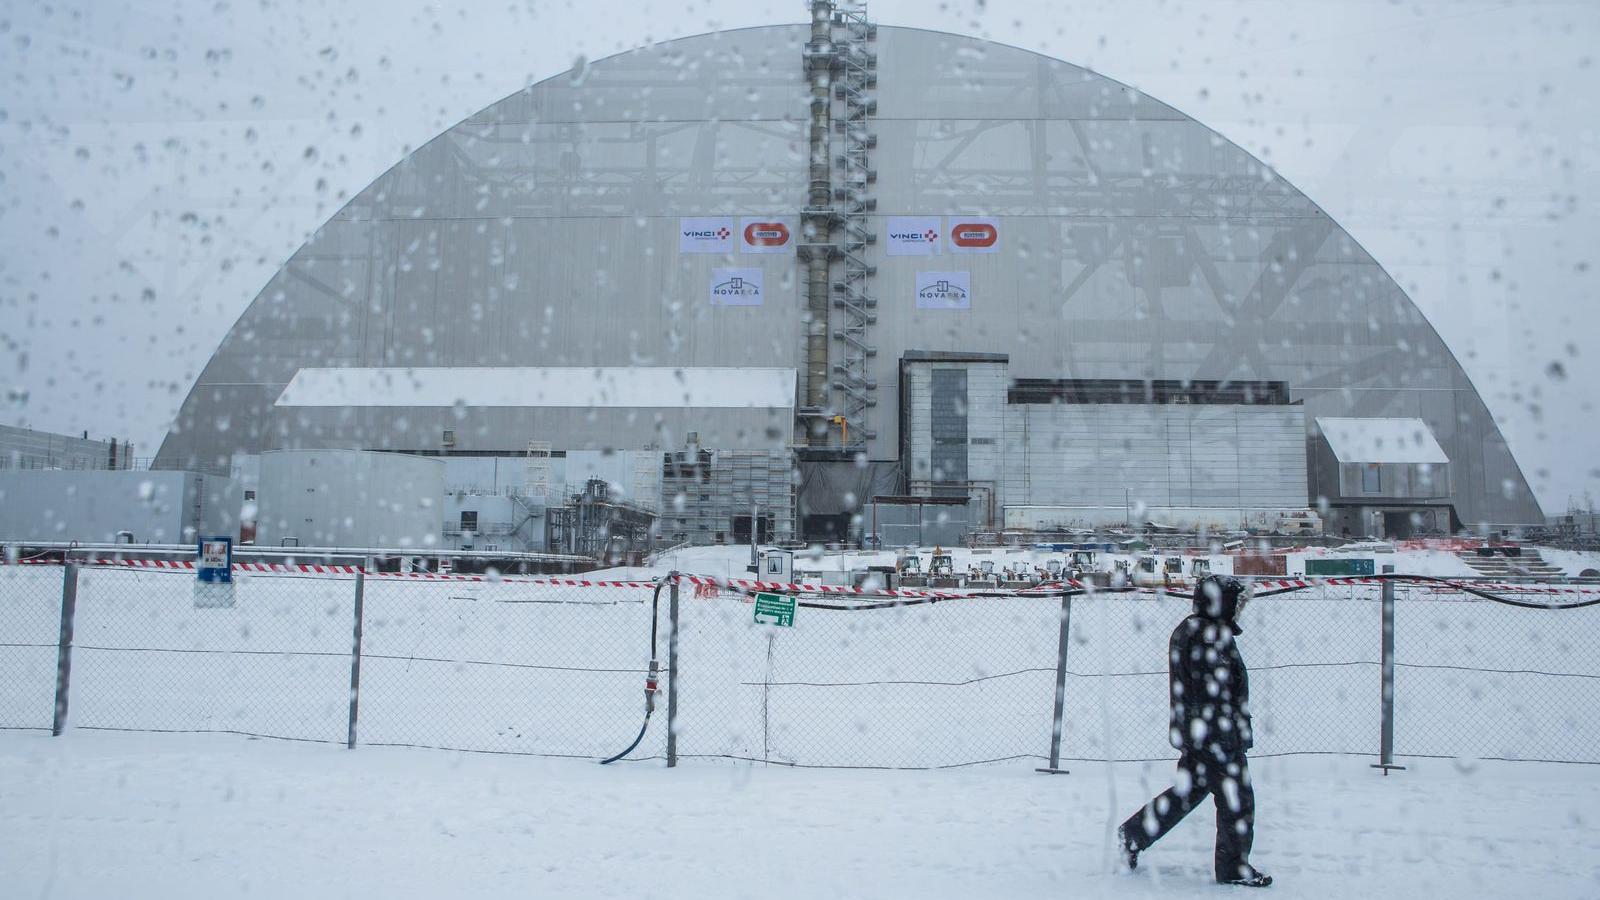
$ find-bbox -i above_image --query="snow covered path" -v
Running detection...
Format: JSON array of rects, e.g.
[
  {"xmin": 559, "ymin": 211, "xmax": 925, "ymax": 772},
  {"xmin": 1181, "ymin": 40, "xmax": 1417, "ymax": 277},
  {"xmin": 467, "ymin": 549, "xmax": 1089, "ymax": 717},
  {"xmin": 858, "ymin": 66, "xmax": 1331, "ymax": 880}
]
[{"xmin": 2, "ymin": 733, "xmax": 1597, "ymax": 898}]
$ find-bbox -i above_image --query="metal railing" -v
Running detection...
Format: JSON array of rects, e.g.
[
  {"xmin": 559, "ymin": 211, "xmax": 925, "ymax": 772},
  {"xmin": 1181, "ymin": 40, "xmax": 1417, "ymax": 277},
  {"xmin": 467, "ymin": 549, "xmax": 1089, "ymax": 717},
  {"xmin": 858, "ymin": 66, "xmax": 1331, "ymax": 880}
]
[{"xmin": 3, "ymin": 564, "xmax": 1598, "ymax": 771}]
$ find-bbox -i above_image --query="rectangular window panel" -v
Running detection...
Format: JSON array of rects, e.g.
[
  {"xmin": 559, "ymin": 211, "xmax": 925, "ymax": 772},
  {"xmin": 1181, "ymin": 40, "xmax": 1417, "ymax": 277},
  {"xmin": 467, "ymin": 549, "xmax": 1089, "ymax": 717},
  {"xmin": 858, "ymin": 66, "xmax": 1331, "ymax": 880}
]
[{"xmin": 929, "ymin": 368, "xmax": 968, "ymax": 496}]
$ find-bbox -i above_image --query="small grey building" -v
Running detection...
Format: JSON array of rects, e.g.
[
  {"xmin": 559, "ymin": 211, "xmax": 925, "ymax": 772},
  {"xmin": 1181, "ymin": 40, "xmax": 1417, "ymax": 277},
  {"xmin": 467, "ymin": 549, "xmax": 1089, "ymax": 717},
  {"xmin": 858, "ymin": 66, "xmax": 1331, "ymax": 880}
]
[
  {"xmin": 897, "ymin": 352, "xmax": 1312, "ymax": 540},
  {"xmin": 1310, "ymin": 417, "xmax": 1453, "ymax": 538}
]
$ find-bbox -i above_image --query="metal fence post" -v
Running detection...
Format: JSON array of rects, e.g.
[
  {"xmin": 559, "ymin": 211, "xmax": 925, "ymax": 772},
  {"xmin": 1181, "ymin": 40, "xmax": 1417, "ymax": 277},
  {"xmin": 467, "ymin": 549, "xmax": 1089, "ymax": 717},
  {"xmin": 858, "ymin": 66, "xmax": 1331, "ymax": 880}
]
[
  {"xmin": 1036, "ymin": 591, "xmax": 1072, "ymax": 774},
  {"xmin": 666, "ymin": 576, "xmax": 680, "ymax": 768},
  {"xmin": 346, "ymin": 565, "xmax": 366, "ymax": 749},
  {"xmin": 51, "ymin": 563, "xmax": 80, "ymax": 736},
  {"xmin": 1372, "ymin": 565, "xmax": 1404, "ymax": 774}
]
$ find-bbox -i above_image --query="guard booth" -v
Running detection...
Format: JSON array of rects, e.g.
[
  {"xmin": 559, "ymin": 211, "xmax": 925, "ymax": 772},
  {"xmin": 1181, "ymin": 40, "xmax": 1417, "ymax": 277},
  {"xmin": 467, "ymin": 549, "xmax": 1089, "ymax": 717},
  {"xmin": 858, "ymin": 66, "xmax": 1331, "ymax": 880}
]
[{"xmin": 760, "ymin": 548, "xmax": 794, "ymax": 584}]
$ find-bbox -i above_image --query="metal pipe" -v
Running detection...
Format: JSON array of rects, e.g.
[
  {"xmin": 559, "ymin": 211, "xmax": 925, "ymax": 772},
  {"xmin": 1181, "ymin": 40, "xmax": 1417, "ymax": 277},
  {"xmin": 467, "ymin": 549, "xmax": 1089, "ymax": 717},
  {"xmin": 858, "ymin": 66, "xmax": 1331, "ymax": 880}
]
[
  {"xmin": 803, "ymin": 0, "xmax": 834, "ymax": 422},
  {"xmin": 1372, "ymin": 564, "xmax": 1405, "ymax": 774},
  {"xmin": 51, "ymin": 563, "xmax": 79, "ymax": 736},
  {"xmin": 1036, "ymin": 591, "xmax": 1073, "ymax": 774},
  {"xmin": 346, "ymin": 565, "xmax": 367, "ymax": 749},
  {"xmin": 666, "ymin": 576, "xmax": 681, "ymax": 768}
]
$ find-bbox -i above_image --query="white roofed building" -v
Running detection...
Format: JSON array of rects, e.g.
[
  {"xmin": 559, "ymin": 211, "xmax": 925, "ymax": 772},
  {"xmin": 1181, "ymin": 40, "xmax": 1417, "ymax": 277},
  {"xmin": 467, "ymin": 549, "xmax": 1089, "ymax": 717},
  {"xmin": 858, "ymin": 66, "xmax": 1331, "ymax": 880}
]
[{"xmin": 1310, "ymin": 417, "xmax": 1454, "ymax": 538}]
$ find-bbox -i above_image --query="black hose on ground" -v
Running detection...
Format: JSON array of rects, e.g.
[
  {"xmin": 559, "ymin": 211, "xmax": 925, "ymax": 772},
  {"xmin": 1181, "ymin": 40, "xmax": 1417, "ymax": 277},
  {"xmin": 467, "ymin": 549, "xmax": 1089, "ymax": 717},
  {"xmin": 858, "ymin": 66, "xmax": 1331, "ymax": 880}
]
[
  {"xmin": 1251, "ymin": 572, "xmax": 1600, "ymax": 610},
  {"xmin": 599, "ymin": 576, "xmax": 668, "ymax": 765}
]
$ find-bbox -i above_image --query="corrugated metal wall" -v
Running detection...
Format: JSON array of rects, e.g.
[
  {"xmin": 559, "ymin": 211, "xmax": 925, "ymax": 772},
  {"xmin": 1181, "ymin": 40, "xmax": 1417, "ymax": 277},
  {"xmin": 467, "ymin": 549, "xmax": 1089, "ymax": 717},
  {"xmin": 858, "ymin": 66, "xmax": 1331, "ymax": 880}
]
[
  {"xmin": 256, "ymin": 450, "xmax": 443, "ymax": 548},
  {"xmin": 1002, "ymin": 404, "xmax": 1307, "ymax": 511}
]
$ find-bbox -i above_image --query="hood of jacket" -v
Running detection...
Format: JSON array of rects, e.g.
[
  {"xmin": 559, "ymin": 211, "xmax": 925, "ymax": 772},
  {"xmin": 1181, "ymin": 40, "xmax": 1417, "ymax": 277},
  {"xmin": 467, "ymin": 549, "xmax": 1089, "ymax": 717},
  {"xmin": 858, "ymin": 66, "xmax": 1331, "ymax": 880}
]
[{"xmin": 1193, "ymin": 575, "xmax": 1247, "ymax": 631}]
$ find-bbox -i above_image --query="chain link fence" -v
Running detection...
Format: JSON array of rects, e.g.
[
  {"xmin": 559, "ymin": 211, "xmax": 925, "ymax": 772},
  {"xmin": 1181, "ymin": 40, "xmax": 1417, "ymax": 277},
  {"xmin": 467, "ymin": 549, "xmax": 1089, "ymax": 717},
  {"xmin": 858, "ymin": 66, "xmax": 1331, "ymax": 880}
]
[
  {"xmin": 673, "ymin": 590, "xmax": 1062, "ymax": 768},
  {"xmin": 1391, "ymin": 580, "xmax": 1600, "ymax": 762},
  {"xmin": 69, "ymin": 566, "xmax": 356, "ymax": 743},
  {"xmin": 0, "ymin": 565, "xmax": 62, "ymax": 731},
  {"xmin": 357, "ymin": 576, "xmax": 659, "ymax": 758},
  {"xmin": 670, "ymin": 584, "xmax": 1387, "ymax": 767},
  {"xmin": 671, "ymin": 579, "xmax": 1600, "ymax": 768},
  {"xmin": 2, "ymin": 564, "xmax": 1598, "ymax": 770},
  {"xmin": 1054, "ymin": 582, "xmax": 1384, "ymax": 763}
]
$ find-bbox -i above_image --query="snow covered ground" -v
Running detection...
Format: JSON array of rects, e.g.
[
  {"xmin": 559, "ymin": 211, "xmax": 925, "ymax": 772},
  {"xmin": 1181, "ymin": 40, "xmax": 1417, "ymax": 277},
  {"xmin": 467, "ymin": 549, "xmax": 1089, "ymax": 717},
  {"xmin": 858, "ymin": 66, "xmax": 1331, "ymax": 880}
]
[
  {"xmin": 1538, "ymin": 548, "xmax": 1600, "ymax": 577},
  {"xmin": 2, "ymin": 730, "xmax": 1597, "ymax": 899},
  {"xmin": 4, "ymin": 555, "xmax": 1600, "ymax": 896}
]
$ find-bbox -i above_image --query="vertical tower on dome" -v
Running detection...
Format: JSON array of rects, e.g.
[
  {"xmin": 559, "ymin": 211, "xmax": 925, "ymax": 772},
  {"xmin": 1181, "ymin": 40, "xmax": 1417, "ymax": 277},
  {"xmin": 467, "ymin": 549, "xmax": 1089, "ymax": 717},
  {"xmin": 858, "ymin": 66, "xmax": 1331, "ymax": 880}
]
[{"xmin": 799, "ymin": 1, "xmax": 878, "ymax": 453}]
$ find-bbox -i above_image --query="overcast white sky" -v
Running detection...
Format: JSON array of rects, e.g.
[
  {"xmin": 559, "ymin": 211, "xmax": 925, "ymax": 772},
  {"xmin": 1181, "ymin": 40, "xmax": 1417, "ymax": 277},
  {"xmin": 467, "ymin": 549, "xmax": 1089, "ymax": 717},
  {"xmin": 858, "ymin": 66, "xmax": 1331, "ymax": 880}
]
[{"xmin": 1, "ymin": 0, "xmax": 1595, "ymax": 514}]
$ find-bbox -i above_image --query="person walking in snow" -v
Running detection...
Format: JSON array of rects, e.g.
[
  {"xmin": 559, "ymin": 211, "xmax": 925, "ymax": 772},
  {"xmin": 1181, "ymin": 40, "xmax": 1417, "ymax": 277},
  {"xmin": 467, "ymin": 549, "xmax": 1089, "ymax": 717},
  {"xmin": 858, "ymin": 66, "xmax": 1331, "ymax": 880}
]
[{"xmin": 1116, "ymin": 574, "xmax": 1272, "ymax": 888}]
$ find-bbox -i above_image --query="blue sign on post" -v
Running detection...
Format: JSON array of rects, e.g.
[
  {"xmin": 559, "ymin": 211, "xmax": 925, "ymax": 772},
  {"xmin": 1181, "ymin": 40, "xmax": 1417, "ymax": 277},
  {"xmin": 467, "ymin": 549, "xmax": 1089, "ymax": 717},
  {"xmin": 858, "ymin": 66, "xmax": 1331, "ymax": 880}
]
[{"xmin": 197, "ymin": 537, "xmax": 233, "ymax": 584}]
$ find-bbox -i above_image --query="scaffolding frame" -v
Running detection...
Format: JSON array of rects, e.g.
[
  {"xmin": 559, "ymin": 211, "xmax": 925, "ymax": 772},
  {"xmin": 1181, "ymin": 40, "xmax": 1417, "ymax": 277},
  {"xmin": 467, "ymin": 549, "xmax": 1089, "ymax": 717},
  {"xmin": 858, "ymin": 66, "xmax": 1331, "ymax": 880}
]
[{"xmin": 658, "ymin": 445, "xmax": 796, "ymax": 547}]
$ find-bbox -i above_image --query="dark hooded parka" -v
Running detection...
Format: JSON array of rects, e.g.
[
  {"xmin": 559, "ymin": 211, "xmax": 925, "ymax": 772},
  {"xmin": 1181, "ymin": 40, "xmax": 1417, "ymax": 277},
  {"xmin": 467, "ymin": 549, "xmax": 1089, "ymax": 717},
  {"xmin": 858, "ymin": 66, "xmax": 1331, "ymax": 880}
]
[{"xmin": 1169, "ymin": 578, "xmax": 1253, "ymax": 755}]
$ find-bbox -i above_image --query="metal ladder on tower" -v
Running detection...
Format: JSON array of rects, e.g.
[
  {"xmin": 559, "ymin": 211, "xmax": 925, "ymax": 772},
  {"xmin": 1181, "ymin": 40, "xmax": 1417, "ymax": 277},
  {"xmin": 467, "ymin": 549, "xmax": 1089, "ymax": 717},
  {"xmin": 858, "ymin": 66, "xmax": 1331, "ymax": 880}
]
[{"xmin": 829, "ymin": 1, "xmax": 878, "ymax": 450}]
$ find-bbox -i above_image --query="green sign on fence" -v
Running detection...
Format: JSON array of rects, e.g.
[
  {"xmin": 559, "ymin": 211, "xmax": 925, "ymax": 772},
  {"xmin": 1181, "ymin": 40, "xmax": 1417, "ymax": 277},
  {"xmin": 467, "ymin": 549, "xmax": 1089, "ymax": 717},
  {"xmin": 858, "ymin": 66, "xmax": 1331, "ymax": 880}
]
[{"xmin": 753, "ymin": 591, "xmax": 796, "ymax": 627}]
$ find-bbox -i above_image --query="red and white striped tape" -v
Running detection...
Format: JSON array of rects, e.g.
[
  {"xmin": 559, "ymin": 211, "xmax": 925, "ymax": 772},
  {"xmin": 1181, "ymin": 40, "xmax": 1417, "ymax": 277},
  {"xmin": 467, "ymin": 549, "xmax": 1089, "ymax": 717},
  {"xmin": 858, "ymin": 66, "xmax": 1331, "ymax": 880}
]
[
  {"xmin": 6, "ymin": 558, "xmax": 1596, "ymax": 598},
  {"xmin": 675, "ymin": 573, "xmax": 1085, "ymax": 600},
  {"xmin": 9, "ymin": 557, "xmax": 655, "ymax": 588}
]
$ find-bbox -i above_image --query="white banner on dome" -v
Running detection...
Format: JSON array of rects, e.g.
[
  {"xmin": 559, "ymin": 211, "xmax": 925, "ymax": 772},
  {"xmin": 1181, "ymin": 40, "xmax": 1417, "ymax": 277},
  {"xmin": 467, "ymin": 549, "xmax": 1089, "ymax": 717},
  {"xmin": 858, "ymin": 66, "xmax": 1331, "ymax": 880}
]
[
  {"xmin": 738, "ymin": 218, "xmax": 793, "ymax": 254},
  {"xmin": 915, "ymin": 271, "xmax": 971, "ymax": 310},
  {"xmin": 710, "ymin": 267, "xmax": 764, "ymax": 306},
  {"xmin": 886, "ymin": 216, "xmax": 942, "ymax": 256},
  {"xmin": 947, "ymin": 217, "xmax": 1000, "ymax": 254},
  {"xmin": 679, "ymin": 217, "xmax": 734, "ymax": 254}
]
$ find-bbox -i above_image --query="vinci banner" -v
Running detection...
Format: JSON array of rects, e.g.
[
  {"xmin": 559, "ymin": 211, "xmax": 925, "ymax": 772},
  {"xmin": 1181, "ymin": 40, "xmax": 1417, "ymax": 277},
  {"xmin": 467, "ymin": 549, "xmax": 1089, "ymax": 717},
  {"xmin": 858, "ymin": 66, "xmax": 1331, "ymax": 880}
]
[
  {"xmin": 710, "ymin": 267, "xmax": 764, "ymax": 306},
  {"xmin": 915, "ymin": 271, "xmax": 971, "ymax": 310},
  {"xmin": 947, "ymin": 217, "xmax": 1000, "ymax": 254},
  {"xmin": 680, "ymin": 217, "xmax": 734, "ymax": 254},
  {"xmin": 886, "ymin": 216, "xmax": 941, "ymax": 256},
  {"xmin": 739, "ymin": 219, "xmax": 793, "ymax": 254}
]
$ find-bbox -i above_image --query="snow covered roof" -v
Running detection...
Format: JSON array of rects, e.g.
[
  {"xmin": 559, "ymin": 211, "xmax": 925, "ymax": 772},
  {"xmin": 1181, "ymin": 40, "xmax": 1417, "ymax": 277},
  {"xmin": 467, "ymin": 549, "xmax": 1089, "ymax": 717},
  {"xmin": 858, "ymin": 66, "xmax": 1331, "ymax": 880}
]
[
  {"xmin": 275, "ymin": 367, "xmax": 796, "ymax": 409},
  {"xmin": 1315, "ymin": 417, "xmax": 1449, "ymax": 465}
]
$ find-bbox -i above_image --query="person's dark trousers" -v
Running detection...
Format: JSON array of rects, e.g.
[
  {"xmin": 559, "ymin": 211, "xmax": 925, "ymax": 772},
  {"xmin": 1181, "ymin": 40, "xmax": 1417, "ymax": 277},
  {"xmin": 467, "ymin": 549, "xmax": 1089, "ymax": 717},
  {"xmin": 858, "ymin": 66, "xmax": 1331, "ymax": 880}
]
[{"xmin": 1120, "ymin": 747, "xmax": 1255, "ymax": 881}]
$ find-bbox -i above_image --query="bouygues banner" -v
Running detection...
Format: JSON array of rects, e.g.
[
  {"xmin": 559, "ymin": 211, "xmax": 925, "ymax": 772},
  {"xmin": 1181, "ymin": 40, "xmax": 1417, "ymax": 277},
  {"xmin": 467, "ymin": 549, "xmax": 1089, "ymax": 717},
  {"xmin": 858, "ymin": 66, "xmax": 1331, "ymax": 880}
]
[
  {"xmin": 885, "ymin": 216, "xmax": 941, "ymax": 256},
  {"xmin": 915, "ymin": 271, "xmax": 971, "ymax": 310},
  {"xmin": 680, "ymin": 217, "xmax": 735, "ymax": 254},
  {"xmin": 738, "ymin": 219, "xmax": 793, "ymax": 254},
  {"xmin": 710, "ymin": 267, "xmax": 764, "ymax": 306},
  {"xmin": 947, "ymin": 217, "xmax": 1000, "ymax": 254}
]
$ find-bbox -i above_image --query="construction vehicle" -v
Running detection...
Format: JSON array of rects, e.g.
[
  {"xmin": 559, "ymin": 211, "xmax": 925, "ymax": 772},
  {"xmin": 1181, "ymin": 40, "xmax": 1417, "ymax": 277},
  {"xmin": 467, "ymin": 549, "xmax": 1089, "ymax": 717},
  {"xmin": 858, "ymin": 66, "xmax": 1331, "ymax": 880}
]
[
  {"xmin": 1162, "ymin": 556, "xmax": 1191, "ymax": 590},
  {"xmin": 897, "ymin": 553, "xmax": 926, "ymax": 587},
  {"xmin": 929, "ymin": 547, "xmax": 959, "ymax": 588},
  {"xmin": 1110, "ymin": 558, "xmax": 1132, "ymax": 587},
  {"xmin": 1133, "ymin": 555, "xmax": 1194, "ymax": 591},
  {"xmin": 975, "ymin": 559, "xmax": 998, "ymax": 586},
  {"xmin": 1001, "ymin": 565, "xmax": 1034, "ymax": 589},
  {"xmin": 1068, "ymin": 549, "xmax": 1113, "ymax": 586}
]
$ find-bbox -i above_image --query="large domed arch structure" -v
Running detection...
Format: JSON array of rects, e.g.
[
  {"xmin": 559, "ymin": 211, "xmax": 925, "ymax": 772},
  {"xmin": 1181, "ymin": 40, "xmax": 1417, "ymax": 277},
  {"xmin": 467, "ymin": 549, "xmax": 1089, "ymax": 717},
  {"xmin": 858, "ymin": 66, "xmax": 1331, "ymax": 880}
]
[{"xmin": 155, "ymin": 23, "xmax": 1542, "ymax": 530}]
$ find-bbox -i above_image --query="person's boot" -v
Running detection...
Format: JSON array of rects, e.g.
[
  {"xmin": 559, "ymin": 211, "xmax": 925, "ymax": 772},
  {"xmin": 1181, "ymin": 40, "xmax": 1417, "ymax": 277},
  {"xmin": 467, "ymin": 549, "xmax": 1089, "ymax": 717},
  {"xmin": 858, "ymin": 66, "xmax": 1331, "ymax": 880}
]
[
  {"xmin": 1115, "ymin": 825, "xmax": 1140, "ymax": 871},
  {"xmin": 1217, "ymin": 863, "xmax": 1272, "ymax": 887}
]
